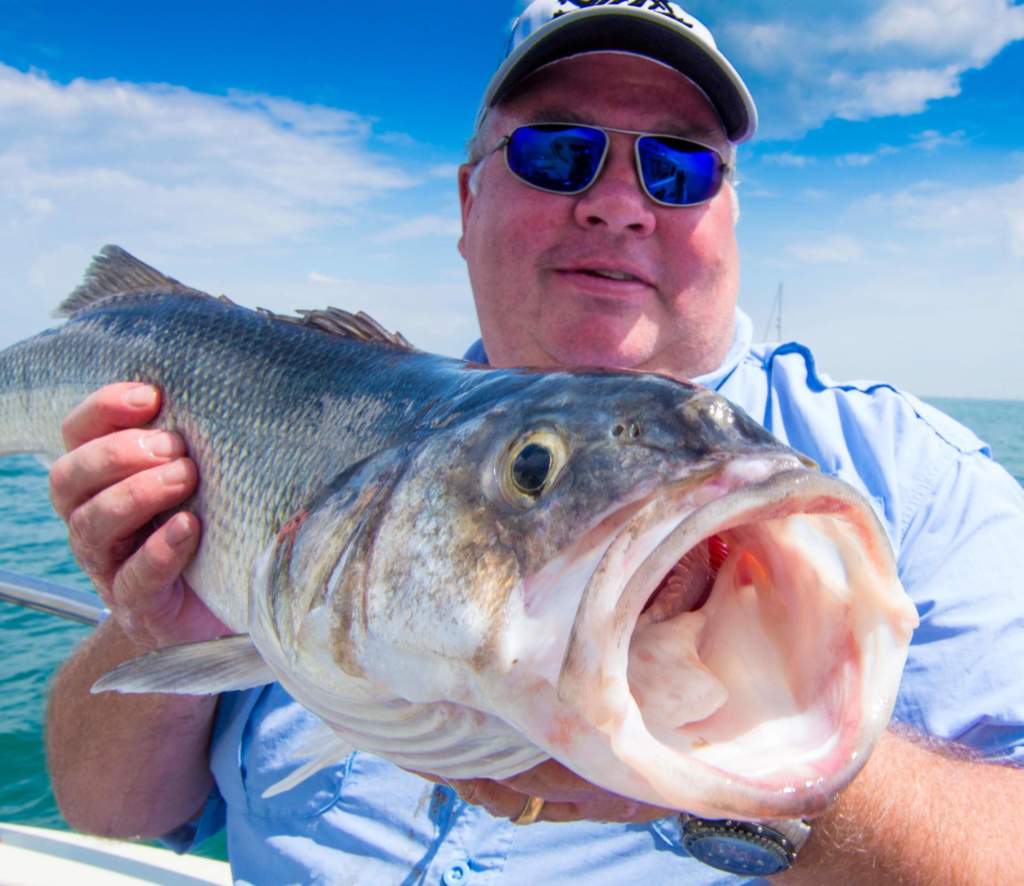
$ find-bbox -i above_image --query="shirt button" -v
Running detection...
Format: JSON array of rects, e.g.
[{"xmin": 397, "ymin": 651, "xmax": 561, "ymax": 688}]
[
  {"xmin": 442, "ymin": 862, "xmax": 470, "ymax": 885},
  {"xmin": 430, "ymin": 784, "xmax": 454, "ymax": 817}
]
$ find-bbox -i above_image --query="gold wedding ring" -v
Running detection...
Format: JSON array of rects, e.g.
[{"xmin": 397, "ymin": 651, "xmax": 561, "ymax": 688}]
[{"xmin": 512, "ymin": 794, "xmax": 545, "ymax": 825}]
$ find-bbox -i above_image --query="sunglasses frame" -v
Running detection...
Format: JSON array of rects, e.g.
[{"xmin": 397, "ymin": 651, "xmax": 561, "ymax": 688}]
[{"xmin": 493, "ymin": 122, "xmax": 731, "ymax": 208}]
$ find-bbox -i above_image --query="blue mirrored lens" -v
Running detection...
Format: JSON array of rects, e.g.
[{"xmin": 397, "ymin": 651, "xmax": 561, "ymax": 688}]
[
  {"xmin": 506, "ymin": 125, "xmax": 607, "ymax": 193},
  {"xmin": 637, "ymin": 136, "xmax": 721, "ymax": 205}
]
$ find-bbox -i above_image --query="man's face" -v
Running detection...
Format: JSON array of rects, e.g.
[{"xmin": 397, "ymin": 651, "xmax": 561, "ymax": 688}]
[{"xmin": 458, "ymin": 52, "xmax": 740, "ymax": 380}]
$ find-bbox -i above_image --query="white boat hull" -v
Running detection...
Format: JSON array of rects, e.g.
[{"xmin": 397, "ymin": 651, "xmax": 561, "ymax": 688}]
[{"xmin": 0, "ymin": 822, "xmax": 230, "ymax": 885}]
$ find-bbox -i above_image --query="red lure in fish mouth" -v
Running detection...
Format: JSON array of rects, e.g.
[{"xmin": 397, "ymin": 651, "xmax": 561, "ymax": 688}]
[{"xmin": 641, "ymin": 533, "xmax": 730, "ymax": 620}]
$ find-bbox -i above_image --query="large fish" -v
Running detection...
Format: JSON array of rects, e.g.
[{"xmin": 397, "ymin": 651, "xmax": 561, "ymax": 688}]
[{"xmin": 0, "ymin": 246, "xmax": 918, "ymax": 821}]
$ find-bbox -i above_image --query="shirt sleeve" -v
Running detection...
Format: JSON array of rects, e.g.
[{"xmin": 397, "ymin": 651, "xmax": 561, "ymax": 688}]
[
  {"xmin": 158, "ymin": 782, "xmax": 227, "ymax": 854},
  {"xmin": 892, "ymin": 445, "xmax": 1024, "ymax": 763}
]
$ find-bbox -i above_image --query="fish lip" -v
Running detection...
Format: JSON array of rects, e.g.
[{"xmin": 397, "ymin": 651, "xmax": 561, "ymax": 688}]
[
  {"xmin": 612, "ymin": 468, "xmax": 888, "ymax": 626},
  {"xmin": 555, "ymin": 462, "xmax": 908, "ymax": 820}
]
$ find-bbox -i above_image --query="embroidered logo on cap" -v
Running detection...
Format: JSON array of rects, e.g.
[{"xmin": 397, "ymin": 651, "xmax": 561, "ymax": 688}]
[{"xmin": 551, "ymin": 0, "xmax": 694, "ymax": 28}]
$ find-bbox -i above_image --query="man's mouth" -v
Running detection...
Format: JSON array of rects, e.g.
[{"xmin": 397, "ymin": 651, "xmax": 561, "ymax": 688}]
[
  {"xmin": 559, "ymin": 266, "xmax": 653, "ymax": 289},
  {"xmin": 583, "ymin": 269, "xmax": 643, "ymax": 282}
]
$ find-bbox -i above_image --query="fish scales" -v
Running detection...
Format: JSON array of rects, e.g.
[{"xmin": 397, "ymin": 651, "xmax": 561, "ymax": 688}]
[
  {"xmin": 0, "ymin": 286, "xmax": 521, "ymax": 629},
  {"xmin": 0, "ymin": 247, "xmax": 919, "ymax": 820}
]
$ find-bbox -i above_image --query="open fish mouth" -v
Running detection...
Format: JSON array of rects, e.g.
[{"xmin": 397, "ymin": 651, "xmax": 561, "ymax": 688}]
[{"xmin": 545, "ymin": 459, "xmax": 917, "ymax": 821}]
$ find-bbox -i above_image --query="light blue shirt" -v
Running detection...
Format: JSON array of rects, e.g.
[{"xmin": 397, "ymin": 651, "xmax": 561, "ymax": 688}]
[{"xmin": 169, "ymin": 309, "xmax": 1024, "ymax": 884}]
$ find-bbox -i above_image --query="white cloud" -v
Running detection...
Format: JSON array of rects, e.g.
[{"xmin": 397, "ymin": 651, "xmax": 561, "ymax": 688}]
[
  {"xmin": 910, "ymin": 128, "xmax": 967, "ymax": 151},
  {"xmin": 829, "ymin": 66, "xmax": 961, "ymax": 120},
  {"xmin": 372, "ymin": 214, "xmax": 463, "ymax": 244},
  {"xmin": 866, "ymin": 0, "xmax": 1024, "ymax": 64},
  {"xmin": 719, "ymin": 1, "xmax": 1024, "ymax": 137},
  {"xmin": 427, "ymin": 163, "xmax": 461, "ymax": 180},
  {"xmin": 0, "ymin": 63, "xmax": 472, "ymax": 357},
  {"xmin": 836, "ymin": 153, "xmax": 877, "ymax": 167},
  {"xmin": 1011, "ymin": 211, "xmax": 1024, "ymax": 258},
  {"xmin": 761, "ymin": 152, "xmax": 815, "ymax": 167},
  {"xmin": 832, "ymin": 134, "xmax": 956, "ymax": 168},
  {"xmin": 854, "ymin": 175, "xmax": 1024, "ymax": 260},
  {"xmin": 0, "ymin": 63, "xmax": 419, "ymax": 252},
  {"xmin": 728, "ymin": 22, "xmax": 795, "ymax": 72},
  {"xmin": 307, "ymin": 271, "xmax": 353, "ymax": 286},
  {"xmin": 788, "ymin": 235, "xmax": 864, "ymax": 264}
]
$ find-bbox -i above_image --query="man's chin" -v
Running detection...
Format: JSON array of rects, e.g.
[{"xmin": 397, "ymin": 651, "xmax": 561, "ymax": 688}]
[{"xmin": 542, "ymin": 338, "xmax": 654, "ymax": 373}]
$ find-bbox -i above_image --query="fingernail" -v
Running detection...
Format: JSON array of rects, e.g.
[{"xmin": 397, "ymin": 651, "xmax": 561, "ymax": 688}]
[
  {"xmin": 159, "ymin": 459, "xmax": 191, "ymax": 485},
  {"xmin": 123, "ymin": 384, "xmax": 157, "ymax": 408},
  {"xmin": 140, "ymin": 431, "xmax": 183, "ymax": 458},
  {"xmin": 165, "ymin": 513, "xmax": 193, "ymax": 546}
]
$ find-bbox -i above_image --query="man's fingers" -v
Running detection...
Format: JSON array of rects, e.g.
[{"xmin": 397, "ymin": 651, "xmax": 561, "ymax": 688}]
[
  {"xmin": 497, "ymin": 759, "xmax": 596, "ymax": 802},
  {"xmin": 66, "ymin": 458, "xmax": 197, "ymax": 581},
  {"xmin": 111, "ymin": 512, "xmax": 198, "ymax": 628},
  {"xmin": 447, "ymin": 778, "xmax": 643, "ymax": 824},
  {"xmin": 108, "ymin": 512, "xmax": 226, "ymax": 649},
  {"xmin": 49, "ymin": 428, "xmax": 187, "ymax": 519},
  {"xmin": 447, "ymin": 772, "xmax": 674, "ymax": 825},
  {"xmin": 60, "ymin": 383, "xmax": 161, "ymax": 451},
  {"xmin": 113, "ymin": 512, "xmax": 200, "ymax": 612},
  {"xmin": 447, "ymin": 778, "xmax": 529, "ymax": 820}
]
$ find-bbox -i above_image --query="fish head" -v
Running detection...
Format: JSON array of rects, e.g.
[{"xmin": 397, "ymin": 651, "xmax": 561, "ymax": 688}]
[
  {"xmin": 338, "ymin": 372, "xmax": 795, "ymax": 680},
  {"xmin": 256, "ymin": 369, "xmax": 918, "ymax": 821}
]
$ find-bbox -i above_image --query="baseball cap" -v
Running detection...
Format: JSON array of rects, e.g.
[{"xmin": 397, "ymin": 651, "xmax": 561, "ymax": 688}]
[{"xmin": 476, "ymin": 0, "xmax": 757, "ymax": 143}]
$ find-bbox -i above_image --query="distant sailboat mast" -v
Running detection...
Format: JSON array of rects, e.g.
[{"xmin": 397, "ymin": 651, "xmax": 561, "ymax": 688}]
[{"xmin": 762, "ymin": 283, "xmax": 783, "ymax": 341}]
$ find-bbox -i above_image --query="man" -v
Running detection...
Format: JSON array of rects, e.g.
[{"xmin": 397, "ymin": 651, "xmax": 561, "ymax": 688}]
[{"xmin": 45, "ymin": 1, "xmax": 1024, "ymax": 882}]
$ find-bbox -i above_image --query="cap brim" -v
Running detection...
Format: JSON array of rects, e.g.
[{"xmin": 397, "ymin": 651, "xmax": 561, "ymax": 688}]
[{"xmin": 479, "ymin": 9, "xmax": 757, "ymax": 143}]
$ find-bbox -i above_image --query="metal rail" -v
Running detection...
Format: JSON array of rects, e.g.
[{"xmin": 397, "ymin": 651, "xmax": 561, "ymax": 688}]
[{"xmin": 0, "ymin": 569, "xmax": 107, "ymax": 625}]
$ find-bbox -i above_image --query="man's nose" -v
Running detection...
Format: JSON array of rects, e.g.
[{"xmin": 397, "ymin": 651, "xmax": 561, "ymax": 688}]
[{"xmin": 572, "ymin": 136, "xmax": 657, "ymax": 236}]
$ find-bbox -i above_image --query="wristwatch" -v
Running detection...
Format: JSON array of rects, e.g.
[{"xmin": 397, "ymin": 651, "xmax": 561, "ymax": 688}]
[{"xmin": 679, "ymin": 814, "xmax": 812, "ymax": 875}]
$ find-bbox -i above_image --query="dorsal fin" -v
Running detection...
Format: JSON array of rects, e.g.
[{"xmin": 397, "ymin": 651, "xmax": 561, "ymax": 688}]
[
  {"xmin": 59, "ymin": 245, "xmax": 416, "ymax": 351},
  {"xmin": 56, "ymin": 245, "xmax": 202, "ymax": 317},
  {"xmin": 258, "ymin": 305, "xmax": 416, "ymax": 351}
]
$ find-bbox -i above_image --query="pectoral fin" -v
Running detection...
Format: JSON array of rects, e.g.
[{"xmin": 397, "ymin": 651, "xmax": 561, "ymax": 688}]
[
  {"xmin": 262, "ymin": 722, "xmax": 355, "ymax": 798},
  {"xmin": 91, "ymin": 635, "xmax": 274, "ymax": 695}
]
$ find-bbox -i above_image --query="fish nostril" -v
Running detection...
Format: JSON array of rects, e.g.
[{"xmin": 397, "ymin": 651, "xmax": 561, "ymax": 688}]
[{"xmin": 611, "ymin": 421, "xmax": 643, "ymax": 440}]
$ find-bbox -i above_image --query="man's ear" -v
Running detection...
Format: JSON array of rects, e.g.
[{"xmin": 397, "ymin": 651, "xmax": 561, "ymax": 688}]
[{"xmin": 457, "ymin": 163, "xmax": 476, "ymax": 259}]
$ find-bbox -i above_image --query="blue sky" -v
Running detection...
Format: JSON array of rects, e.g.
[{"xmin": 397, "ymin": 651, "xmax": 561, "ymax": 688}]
[{"xmin": 1, "ymin": 1, "xmax": 1022, "ymax": 398}]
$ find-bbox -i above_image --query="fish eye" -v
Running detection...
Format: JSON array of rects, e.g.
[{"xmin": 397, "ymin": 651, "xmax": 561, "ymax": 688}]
[
  {"xmin": 512, "ymin": 444, "xmax": 552, "ymax": 495},
  {"xmin": 500, "ymin": 429, "xmax": 569, "ymax": 506}
]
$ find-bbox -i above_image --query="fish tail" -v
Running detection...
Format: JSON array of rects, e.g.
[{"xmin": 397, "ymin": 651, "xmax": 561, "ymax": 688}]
[{"xmin": 0, "ymin": 334, "xmax": 96, "ymax": 460}]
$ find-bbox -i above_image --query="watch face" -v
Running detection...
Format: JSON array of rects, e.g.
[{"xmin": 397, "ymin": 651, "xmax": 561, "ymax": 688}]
[{"xmin": 683, "ymin": 833, "xmax": 789, "ymax": 875}]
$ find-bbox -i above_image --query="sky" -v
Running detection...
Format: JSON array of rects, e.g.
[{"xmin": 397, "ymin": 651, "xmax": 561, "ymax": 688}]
[{"xmin": 1, "ymin": 0, "xmax": 1022, "ymax": 399}]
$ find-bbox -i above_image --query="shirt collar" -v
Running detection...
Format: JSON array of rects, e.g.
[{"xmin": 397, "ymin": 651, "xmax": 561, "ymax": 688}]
[{"xmin": 690, "ymin": 307, "xmax": 752, "ymax": 391}]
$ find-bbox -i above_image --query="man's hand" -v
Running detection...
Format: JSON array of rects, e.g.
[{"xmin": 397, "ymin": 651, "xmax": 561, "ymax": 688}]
[
  {"xmin": 427, "ymin": 760, "xmax": 672, "ymax": 824},
  {"xmin": 49, "ymin": 382, "xmax": 226, "ymax": 649},
  {"xmin": 45, "ymin": 383, "xmax": 225, "ymax": 838},
  {"xmin": 435, "ymin": 729, "xmax": 1024, "ymax": 885}
]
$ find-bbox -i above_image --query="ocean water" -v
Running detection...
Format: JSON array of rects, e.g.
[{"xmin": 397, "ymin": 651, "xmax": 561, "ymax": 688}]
[
  {"xmin": 0, "ymin": 398, "xmax": 1021, "ymax": 859},
  {"xmin": 0, "ymin": 453, "xmax": 230, "ymax": 860}
]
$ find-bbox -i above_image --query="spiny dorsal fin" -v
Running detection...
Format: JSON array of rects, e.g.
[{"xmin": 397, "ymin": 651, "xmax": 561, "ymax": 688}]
[
  {"xmin": 56, "ymin": 245, "xmax": 204, "ymax": 317},
  {"xmin": 259, "ymin": 305, "xmax": 415, "ymax": 351},
  {"xmin": 60, "ymin": 246, "xmax": 416, "ymax": 351}
]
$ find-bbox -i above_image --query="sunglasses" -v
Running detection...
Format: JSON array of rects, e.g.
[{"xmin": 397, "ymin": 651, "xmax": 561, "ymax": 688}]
[{"xmin": 491, "ymin": 123, "xmax": 729, "ymax": 208}]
